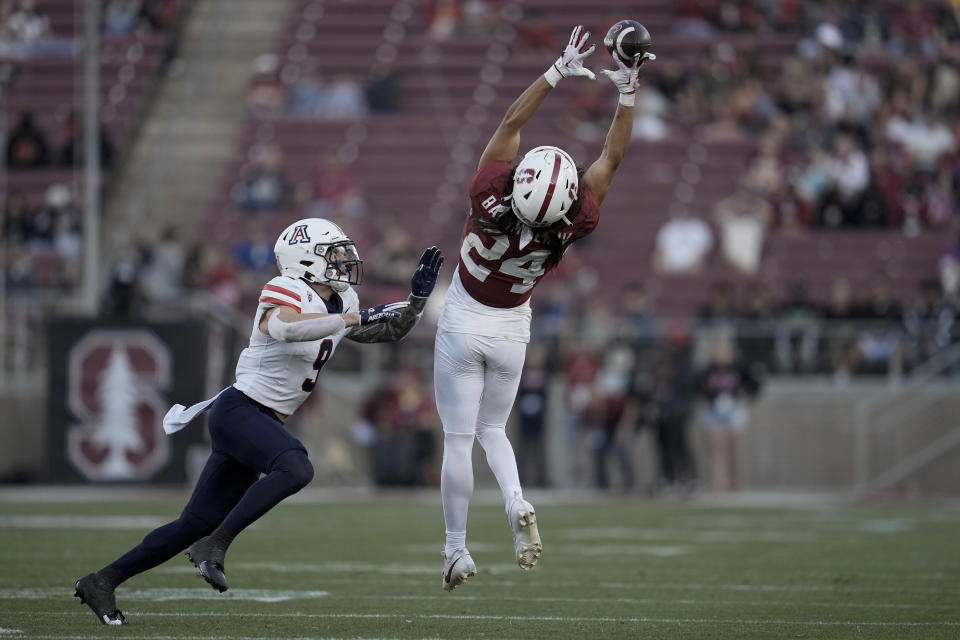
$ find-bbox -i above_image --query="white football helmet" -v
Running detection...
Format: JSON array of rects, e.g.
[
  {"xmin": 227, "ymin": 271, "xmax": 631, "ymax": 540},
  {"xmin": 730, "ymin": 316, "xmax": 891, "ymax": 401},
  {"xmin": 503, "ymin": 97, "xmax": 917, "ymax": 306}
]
[
  {"xmin": 510, "ymin": 146, "xmax": 578, "ymax": 228},
  {"xmin": 274, "ymin": 218, "xmax": 362, "ymax": 292}
]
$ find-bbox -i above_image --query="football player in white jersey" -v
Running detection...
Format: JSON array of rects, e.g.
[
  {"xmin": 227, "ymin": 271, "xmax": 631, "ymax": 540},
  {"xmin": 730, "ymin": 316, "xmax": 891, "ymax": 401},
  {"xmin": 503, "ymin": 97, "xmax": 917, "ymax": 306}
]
[
  {"xmin": 74, "ymin": 218, "xmax": 444, "ymax": 624},
  {"xmin": 436, "ymin": 26, "xmax": 653, "ymax": 590}
]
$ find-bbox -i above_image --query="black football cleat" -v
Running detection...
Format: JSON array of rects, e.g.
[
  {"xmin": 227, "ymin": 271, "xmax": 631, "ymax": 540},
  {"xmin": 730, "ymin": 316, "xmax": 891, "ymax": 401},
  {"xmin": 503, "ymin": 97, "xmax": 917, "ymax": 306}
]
[
  {"xmin": 74, "ymin": 573, "xmax": 126, "ymax": 625},
  {"xmin": 185, "ymin": 536, "xmax": 228, "ymax": 593}
]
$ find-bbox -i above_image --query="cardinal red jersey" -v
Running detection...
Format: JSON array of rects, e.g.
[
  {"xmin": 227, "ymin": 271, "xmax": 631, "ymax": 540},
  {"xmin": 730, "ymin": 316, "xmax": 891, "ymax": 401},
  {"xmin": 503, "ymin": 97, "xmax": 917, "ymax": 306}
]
[{"xmin": 457, "ymin": 160, "xmax": 599, "ymax": 309}]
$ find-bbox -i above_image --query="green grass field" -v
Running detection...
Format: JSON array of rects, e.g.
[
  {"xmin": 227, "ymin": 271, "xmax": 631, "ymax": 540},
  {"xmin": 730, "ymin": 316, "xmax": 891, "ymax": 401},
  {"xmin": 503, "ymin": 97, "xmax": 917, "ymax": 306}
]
[{"xmin": 0, "ymin": 492, "xmax": 958, "ymax": 639}]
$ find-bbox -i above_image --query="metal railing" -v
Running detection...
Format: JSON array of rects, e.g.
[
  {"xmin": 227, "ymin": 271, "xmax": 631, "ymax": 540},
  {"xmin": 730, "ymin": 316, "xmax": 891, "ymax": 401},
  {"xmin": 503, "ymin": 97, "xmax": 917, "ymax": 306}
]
[{"xmin": 853, "ymin": 342, "xmax": 960, "ymax": 495}]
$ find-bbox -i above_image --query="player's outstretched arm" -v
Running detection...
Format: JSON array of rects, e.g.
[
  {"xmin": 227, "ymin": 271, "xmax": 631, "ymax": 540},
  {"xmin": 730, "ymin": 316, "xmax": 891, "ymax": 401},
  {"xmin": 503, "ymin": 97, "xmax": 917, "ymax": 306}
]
[
  {"xmin": 260, "ymin": 304, "xmax": 404, "ymax": 343},
  {"xmin": 347, "ymin": 247, "xmax": 444, "ymax": 343},
  {"xmin": 478, "ymin": 25, "xmax": 595, "ymax": 169},
  {"xmin": 582, "ymin": 51, "xmax": 655, "ymax": 205}
]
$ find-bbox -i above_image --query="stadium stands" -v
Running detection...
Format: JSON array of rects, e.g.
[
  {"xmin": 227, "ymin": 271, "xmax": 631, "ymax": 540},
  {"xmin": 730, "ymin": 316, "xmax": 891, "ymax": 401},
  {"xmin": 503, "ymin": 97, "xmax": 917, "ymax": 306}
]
[{"xmin": 208, "ymin": 0, "xmax": 948, "ymax": 318}]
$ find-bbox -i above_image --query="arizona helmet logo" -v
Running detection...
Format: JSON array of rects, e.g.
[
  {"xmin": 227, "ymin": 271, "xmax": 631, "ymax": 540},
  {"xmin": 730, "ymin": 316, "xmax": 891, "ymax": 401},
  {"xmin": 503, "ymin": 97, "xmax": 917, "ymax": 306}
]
[
  {"xmin": 288, "ymin": 224, "xmax": 311, "ymax": 245},
  {"xmin": 66, "ymin": 330, "xmax": 172, "ymax": 480}
]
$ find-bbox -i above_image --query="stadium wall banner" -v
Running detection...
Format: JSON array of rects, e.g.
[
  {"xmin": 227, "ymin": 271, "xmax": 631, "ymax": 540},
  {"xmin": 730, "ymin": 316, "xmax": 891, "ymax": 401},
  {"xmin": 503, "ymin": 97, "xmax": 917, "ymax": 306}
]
[{"xmin": 47, "ymin": 319, "xmax": 209, "ymax": 483}]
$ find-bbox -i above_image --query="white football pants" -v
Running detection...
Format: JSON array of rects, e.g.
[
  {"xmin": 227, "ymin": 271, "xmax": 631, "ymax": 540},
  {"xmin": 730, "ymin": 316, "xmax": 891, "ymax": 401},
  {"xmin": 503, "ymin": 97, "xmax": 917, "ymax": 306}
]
[{"xmin": 434, "ymin": 331, "xmax": 526, "ymax": 541}]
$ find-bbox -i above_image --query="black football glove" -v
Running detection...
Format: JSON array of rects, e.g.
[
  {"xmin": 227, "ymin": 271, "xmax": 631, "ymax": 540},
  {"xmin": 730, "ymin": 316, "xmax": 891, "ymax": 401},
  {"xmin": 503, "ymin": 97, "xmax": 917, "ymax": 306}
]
[
  {"xmin": 359, "ymin": 301, "xmax": 408, "ymax": 326},
  {"xmin": 410, "ymin": 246, "xmax": 444, "ymax": 298}
]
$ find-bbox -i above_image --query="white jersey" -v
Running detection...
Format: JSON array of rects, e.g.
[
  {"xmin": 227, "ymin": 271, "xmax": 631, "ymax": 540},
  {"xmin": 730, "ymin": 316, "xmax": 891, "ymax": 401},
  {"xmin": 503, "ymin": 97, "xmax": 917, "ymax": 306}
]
[
  {"xmin": 234, "ymin": 275, "xmax": 358, "ymax": 415},
  {"xmin": 437, "ymin": 268, "xmax": 531, "ymax": 343}
]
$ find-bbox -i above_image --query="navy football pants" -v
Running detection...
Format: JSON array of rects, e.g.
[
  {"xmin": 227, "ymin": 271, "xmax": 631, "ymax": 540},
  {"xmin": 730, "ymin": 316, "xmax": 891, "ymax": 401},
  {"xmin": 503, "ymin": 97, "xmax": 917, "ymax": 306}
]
[{"xmin": 107, "ymin": 387, "xmax": 314, "ymax": 584}]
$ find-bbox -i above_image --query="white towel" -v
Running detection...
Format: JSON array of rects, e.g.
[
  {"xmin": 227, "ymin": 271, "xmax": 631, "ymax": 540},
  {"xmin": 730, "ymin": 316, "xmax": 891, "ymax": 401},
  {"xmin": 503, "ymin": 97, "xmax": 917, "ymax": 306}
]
[{"xmin": 162, "ymin": 387, "xmax": 228, "ymax": 434}]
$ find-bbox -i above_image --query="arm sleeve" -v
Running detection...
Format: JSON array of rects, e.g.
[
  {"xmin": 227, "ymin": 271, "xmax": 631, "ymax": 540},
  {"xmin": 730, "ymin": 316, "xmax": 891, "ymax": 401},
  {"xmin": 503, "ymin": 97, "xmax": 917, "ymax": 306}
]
[
  {"xmin": 266, "ymin": 312, "xmax": 346, "ymax": 343},
  {"xmin": 346, "ymin": 294, "xmax": 426, "ymax": 344}
]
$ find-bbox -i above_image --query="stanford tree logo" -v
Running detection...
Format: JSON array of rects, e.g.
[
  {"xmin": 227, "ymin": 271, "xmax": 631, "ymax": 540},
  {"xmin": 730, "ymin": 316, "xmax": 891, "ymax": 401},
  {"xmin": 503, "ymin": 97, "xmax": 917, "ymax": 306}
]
[{"xmin": 66, "ymin": 330, "xmax": 172, "ymax": 480}]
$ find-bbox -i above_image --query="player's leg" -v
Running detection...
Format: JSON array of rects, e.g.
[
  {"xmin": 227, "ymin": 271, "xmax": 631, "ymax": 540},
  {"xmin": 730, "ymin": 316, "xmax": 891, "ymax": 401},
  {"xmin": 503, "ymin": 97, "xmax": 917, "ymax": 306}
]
[
  {"xmin": 434, "ymin": 330, "xmax": 484, "ymax": 590},
  {"xmin": 186, "ymin": 387, "xmax": 314, "ymax": 591},
  {"xmin": 75, "ymin": 450, "xmax": 257, "ymax": 624},
  {"xmin": 473, "ymin": 337, "xmax": 541, "ymax": 569}
]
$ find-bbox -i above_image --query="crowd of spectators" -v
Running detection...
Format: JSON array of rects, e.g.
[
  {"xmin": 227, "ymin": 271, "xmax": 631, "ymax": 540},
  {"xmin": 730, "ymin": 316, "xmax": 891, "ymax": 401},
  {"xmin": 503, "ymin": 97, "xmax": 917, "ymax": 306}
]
[
  {"xmin": 246, "ymin": 52, "xmax": 402, "ymax": 120},
  {"xmin": 2, "ymin": 0, "xmax": 185, "ymax": 295},
  {"xmin": 632, "ymin": 0, "xmax": 960, "ymax": 235}
]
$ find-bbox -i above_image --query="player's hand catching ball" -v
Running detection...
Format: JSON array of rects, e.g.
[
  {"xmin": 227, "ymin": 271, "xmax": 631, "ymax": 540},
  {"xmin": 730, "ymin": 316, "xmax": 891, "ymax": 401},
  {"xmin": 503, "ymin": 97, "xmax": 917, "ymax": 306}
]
[
  {"xmin": 360, "ymin": 302, "xmax": 408, "ymax": 326},
  {"xmin": 410, "ymin": 246, "xmax": 444, "ymax": 298},
  {"xmin": 544, "ymin": 25, "xmax": 596, "ymax": 86},
  {"xmin": 600, "ymin": 51, "xmax": 656, "ymax": 107}
]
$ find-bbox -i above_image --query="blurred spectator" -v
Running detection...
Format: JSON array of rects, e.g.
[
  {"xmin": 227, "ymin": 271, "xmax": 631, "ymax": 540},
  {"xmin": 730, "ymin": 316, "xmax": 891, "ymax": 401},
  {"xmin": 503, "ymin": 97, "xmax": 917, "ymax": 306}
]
[
  {"xmin": 427, "ymin": 0, "xmax": 460, "ymax": 41},
  {"xmin": 904, "ymin": 279, "xmax": 955, "ymax": 366},
  {"xmin": 617, "ymin": 282, "xmax": 655, "ymax": 343},
  {"xmin": 653, "ymin": 206, "xmax": 714, "ymax": 274},
  {"xmin": 824, "ymin": 57, "xmax": 881, "ymax": 134},
  {"xmin": 232, "ymin": 221, "xmax": 275, "ymax": 276},
  {"xmin": 515, "ymin": 8, "xmax": 555, "ymax": 54},
  {"xmin": 775, "ymin": 281, "xmax": 821, "ymax": 372},
  {"xmin": 714, "ymin": 176, "xmax": 773, "ymax": 275},
  {"xmin": 104, "ymin": 0, "xmax": 143, "ymax": 35},
  {"xmin": 59, "ymin": 111, "xmax": 116, "ymax": 170},
  {"xmin": 699, "ymin": 281, "xmax": 738, "ymax": 325},
  {"xmin": 140, "ymin": 0, "xmax": 181, "ymax": 31},
  {"xmin": 632, "ymin": 84, "xmax": 671, "ymax": 142},
  {"xmin": 460, "ymin": 0, "xmax": 495, "ymax": 34},
  {"xmin": 365, "ymin": 218, "xmax": 418, "ymax": 288},
  {"xmin": 590, "ymin": 344, "xmax": 636, "ymax": 492},
  {"xmin": 310, "ymin": 150, "xmax": 364, "ymax": 219},
  {"xmin": 140, "ymin": 226, "xmax": 184, "ymax": 306},
  {"xmin": 822, "ymin": 276, "xmax": 858, "ymax": 376},
  {"xmin": 819, "ymin": 135, "xmax": 871, "ymax": 227},
  {"xmin": 286, "ymin": 61, "xmax": 327, "ymax": 115},
  {"xmin": 6, "ymin": 111, "xmax": 49, "ymax": 168},
  {"xmin": 3, "ymin": 190, "xmax": 31, "ymax": 244},
  {"xmin": 939, "ymin": 231, "xmax": 960, "ymax": 302},
  {"xmin": 5, "ymin": 0, "xmax": 49, "ymax": 44},
  {"xmin": 185, "ymin": 245, "xmax": 240, "ymax": 308},
  {"xmin": 246, "ymin": 54, "xmax": 286, "ymax": 118},
  {"xmin": 365, "ymin": 64, "xmax": 401, "ymax": 113},
  {"xmin": 105, "ymin": 249, "xmax": 145, "ymax": 317},
  {"xmin": 561, "ymin": 80, "xmax": 607, "ymax": 142},
  {"xmin": 697, "ymin": 338, "xmax": 760, "ymax": 492},
  {"xmin": 851, "ymin": 279, "xmax": 903, "ymax": 376},
  {"xmin": 324, "ymin": 75, "xmax": 368, "ymax": 118},
  {"xmin": 357, "ymin": 368, "xmax": 438, "ymax": 486},
  {"xmin": 886, "ymin": 111, "xmax": 956, "ymax": 173},
  {"xmin": 515, "ymin": 343, "xmax": 549, "ymax": 488},
  {"xmin": 232, "ymin": 144, "xmax": 290, "ymax": 212},
  {"xmin": 649, "ymin": 333, "xmax": 697, "ymax": 492}
]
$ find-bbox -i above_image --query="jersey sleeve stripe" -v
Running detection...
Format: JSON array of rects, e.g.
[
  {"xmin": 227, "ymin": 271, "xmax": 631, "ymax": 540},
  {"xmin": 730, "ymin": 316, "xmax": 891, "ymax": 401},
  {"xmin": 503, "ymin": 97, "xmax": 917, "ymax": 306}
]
[
  {"xmin": 263, "ymin": 284, "xmax": 301, "ymax": 301},
  {"xmin": 259, "ymin": 296, "xmax": 302, "ymax": 312}
]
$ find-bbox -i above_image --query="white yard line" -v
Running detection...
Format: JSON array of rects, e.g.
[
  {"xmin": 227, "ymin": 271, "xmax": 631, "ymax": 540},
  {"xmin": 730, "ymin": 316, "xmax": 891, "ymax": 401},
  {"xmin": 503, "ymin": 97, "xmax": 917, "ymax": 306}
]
[
  {"xmin": 0, "ymin": 515, "xmax": 168, "ymax": 529},
  {"xmin": 8, "ymin": 611, "xmax": 960, "ymax": 627},
  {"xmin": 4, "ymin": 588, "xmax": 957, "ymax": 611}
]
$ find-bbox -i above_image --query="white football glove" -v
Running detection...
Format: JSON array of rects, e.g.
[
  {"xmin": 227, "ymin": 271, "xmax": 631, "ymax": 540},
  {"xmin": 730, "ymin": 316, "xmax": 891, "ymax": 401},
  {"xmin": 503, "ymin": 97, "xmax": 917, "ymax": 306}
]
[
  {"xmin": 599, "ymin": 50, "xmax": 656, "ymax": 106},
  {"xmin": 543, "ymin": 25, "xmax": 596, "ymax": 87}
]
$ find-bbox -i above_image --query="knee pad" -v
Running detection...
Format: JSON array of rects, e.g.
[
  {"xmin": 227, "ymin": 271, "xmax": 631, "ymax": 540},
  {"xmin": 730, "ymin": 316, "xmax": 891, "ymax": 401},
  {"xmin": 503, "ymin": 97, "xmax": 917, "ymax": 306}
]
[{"xmin": 273, "ymin": 449, "xmax": 314, "ymax": 489}]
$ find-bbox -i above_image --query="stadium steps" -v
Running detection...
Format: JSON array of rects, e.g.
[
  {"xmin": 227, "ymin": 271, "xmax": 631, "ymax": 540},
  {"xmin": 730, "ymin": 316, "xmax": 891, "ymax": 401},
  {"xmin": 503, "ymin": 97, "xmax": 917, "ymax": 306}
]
[{"xmin": 103, "ymin": 0, "xmax": 292, "ymax": 253}]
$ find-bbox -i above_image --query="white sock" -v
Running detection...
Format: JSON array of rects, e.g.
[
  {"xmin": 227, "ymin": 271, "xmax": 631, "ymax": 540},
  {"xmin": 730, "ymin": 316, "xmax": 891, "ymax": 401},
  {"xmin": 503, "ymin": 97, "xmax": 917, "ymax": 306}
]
[
  {"xmin": 444, "ymin": 530, "xmax": 466, "ymax": 557},
  {"xmin": 441, "ymin": 432, "xmax": 475, "ymax": 556},
  {"xmin": 476, "ymin": 427, "xmax": 523, "ymax": 507}
]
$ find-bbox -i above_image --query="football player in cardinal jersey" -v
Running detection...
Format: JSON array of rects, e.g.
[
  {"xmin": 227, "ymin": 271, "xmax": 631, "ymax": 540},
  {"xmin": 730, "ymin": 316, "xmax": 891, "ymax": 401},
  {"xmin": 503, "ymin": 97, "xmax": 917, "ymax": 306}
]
[
  {"xmin": 74, "ymin": 218, "xmax": 444, "ymax": 625},
  {"xmin": 436, "ymin": 25, "xmax": 654, "ymax": 590}
]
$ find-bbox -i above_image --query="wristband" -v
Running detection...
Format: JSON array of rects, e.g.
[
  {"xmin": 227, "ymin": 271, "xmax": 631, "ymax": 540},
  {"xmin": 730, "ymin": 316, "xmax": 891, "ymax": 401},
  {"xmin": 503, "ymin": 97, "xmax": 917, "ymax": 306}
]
[
  {"xmin": 543, "ymin": 63, "xmax": 563, "ymax": 88},
  {"xmin": 618, "ymin": 92, "xmax": 636, "ymax": 107}
]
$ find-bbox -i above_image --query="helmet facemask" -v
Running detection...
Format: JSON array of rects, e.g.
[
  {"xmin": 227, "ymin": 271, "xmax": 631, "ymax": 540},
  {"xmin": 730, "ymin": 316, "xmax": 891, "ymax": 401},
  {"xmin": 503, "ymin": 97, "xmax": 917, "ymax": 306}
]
[{"xmin": 311, "ymin": 241, "xmax": 362, "ymax": 292}]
